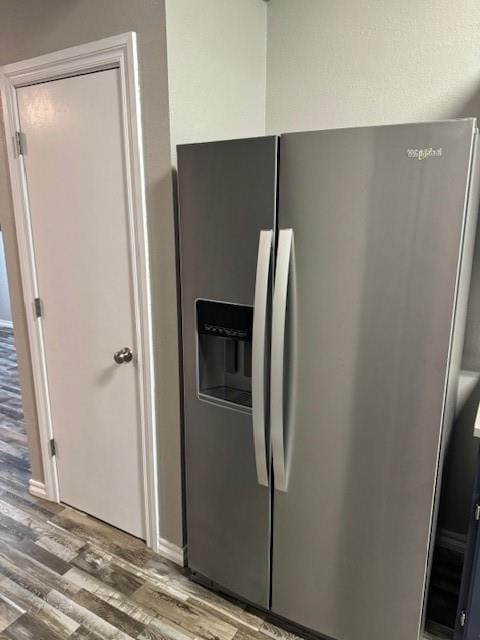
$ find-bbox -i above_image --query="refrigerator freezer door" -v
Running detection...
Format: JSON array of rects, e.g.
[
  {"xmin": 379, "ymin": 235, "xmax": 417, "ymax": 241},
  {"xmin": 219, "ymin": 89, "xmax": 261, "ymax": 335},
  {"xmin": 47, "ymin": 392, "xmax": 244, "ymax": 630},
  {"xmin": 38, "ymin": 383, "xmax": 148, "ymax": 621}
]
[
  {"xmin": 178, "ymin": 137, "xmax": 277, "ymax": 607},
  {"xmin": 271, "ymin": 121, "xmax": 478, "ymax": 640}
]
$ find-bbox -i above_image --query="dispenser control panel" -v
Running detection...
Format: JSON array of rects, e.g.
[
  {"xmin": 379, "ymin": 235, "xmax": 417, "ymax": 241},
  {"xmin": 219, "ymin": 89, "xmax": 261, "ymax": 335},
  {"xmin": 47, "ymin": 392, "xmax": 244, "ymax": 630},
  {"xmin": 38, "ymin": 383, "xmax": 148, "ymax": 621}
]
[{"xmin": 197, "ymin": 300, "xmax": 253, "ymax": 340}]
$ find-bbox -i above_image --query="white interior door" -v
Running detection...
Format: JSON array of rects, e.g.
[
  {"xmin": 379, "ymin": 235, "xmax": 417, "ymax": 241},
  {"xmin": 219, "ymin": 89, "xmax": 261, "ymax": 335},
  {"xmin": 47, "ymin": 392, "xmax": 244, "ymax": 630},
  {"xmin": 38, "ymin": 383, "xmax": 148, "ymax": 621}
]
[{"xmin": 16, "ymin": 68, "xmax": 145, "ymax": 539}]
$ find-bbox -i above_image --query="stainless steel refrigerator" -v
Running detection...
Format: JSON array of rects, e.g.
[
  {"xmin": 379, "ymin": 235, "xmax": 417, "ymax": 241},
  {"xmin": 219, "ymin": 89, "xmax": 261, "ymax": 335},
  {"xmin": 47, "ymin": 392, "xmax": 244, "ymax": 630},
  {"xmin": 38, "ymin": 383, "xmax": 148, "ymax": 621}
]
[{"xmin": 177, "ymin": 120, "xmax": 480, "ymax": 640}]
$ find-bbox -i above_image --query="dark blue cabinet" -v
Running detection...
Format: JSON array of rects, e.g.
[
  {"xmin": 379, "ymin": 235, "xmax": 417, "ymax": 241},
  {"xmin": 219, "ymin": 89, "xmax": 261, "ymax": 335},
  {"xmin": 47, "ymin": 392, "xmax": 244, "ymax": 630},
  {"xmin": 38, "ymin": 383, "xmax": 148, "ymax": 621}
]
[{"xmin": 456, "ymin": 446, "xmax": 480, "ymax": 640}]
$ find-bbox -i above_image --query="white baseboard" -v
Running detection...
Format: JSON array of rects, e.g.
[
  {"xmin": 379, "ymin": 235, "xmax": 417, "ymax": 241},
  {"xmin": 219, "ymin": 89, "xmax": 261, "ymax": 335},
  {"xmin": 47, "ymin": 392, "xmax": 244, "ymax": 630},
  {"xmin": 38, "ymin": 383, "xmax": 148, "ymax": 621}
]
[
  {"xmin": 29, "ymin": 480, "xmax": 187, "ymax": 565},
  {"xmin": 0, "ymin": 319, "xmax": 13, "ymax": 329},
  {"xmin": 29, "ymin": 478, "xmax": 47, "ymax": 500},
  {"xmin": 157, "ymin": 536, "xmax": 187, "ymax": 567}
]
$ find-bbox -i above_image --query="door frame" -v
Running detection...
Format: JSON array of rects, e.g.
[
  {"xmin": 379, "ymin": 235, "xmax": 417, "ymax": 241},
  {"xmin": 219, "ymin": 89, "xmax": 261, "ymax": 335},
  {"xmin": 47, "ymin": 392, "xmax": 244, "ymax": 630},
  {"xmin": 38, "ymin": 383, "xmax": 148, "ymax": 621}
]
[{"xmin": 0, "ymin": 32, "xmax": 159, "ymax": 550}]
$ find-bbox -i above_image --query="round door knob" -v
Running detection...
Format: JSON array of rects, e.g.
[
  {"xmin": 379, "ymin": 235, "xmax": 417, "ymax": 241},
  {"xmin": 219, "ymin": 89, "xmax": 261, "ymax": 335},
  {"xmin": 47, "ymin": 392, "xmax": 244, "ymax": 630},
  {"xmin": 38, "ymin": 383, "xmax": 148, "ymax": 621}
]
[{"xmin": 114, "ymin": 347, "xmax": 133, "ymax": 364}]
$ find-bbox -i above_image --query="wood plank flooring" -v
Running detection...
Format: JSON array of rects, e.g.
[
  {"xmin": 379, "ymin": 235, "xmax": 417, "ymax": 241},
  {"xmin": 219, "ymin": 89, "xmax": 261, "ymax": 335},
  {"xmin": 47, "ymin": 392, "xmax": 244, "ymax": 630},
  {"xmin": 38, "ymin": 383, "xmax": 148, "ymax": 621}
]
[{"xmin": 0, "ymin": 326, "xmax": 301, "ymax": 640}]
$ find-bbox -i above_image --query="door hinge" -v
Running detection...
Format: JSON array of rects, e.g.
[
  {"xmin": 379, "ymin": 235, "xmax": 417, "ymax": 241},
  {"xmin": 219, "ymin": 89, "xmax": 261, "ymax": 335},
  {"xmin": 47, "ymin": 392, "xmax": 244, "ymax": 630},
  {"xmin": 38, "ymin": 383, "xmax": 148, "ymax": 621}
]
[
  {"xmin": 460, "ymin": 610, "xmax": 467, "ymax": 628},
  {"xmin": 15, "ymin": 131, "xmax": 25, "ymax": 156},
  {"xmin": 34, "ymin": 297, "xmax": 42, "ymax": 318},
  {"xmin": 49, "ymin": 438, "xmax": 56, "ymax": 457},
  {"xmin": 475, "ymin": 503, "xmax": 480, "ymax": 521}
]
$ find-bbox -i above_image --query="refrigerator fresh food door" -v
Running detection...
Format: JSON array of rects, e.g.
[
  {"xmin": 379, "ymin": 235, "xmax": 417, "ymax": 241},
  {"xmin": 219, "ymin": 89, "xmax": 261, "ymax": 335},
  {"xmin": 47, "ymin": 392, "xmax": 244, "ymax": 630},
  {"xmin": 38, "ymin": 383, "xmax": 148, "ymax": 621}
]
[
  {"xmin": 271, "ymin": 120, "xmax": 479, "ymax": 640},
  {"xmin": 178, "ymin": 136, "xmax": 277, "ymax": 607}
]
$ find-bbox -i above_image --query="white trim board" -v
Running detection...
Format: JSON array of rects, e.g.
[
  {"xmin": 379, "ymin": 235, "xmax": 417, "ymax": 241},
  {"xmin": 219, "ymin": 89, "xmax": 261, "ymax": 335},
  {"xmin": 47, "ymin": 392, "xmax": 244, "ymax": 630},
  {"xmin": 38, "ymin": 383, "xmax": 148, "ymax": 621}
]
[
  {"xmin": 157, "ymin": 537, "xmax": 187, "ymax": 567},
  {"xmin": 0, "ymin": 32, "xmax": 159, "ymax": 552},
  {"xmin": 28, "ymin": 478, "xmax": 47, "ymax": 500}
]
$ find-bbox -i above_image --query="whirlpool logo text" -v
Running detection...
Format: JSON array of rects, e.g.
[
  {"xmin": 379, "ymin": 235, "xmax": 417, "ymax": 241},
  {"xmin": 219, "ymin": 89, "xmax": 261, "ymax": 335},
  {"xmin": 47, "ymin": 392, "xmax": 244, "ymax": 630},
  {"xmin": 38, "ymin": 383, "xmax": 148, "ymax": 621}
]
[{"xmin": 406, "ymin": 147, "xmax": 443, "ymax": 160}]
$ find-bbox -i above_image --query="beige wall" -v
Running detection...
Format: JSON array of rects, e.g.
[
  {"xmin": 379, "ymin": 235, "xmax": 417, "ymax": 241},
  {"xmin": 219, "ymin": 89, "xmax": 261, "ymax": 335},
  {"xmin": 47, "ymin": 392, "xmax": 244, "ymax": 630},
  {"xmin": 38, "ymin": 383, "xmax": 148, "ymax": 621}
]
[
  {"xmin": 0, "ymin": 0, "xmax": 183, "ymax": 547},
  {"xmin": 165, "ymin": 0, "xmax": 267, "ymax": 165},
  {"xmin": 266, "ymin": 0, "xmax": 480, "ymax": 134}
]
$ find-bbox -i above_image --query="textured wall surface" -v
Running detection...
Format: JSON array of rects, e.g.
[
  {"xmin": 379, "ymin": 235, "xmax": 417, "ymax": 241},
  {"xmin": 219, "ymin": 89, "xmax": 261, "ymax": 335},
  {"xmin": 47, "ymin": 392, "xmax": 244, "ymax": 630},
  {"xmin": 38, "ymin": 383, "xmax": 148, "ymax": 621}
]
[
  {"xmin": 0, "ymin": 0, "xmax": 184, "ymax": 547},
  {"xmin": 266, "ymin": 1, "xmax": 480, "ymax": 134},
  {"xmin": 165, "ymin": 0, "xmax": 267, "ymax": 165}
]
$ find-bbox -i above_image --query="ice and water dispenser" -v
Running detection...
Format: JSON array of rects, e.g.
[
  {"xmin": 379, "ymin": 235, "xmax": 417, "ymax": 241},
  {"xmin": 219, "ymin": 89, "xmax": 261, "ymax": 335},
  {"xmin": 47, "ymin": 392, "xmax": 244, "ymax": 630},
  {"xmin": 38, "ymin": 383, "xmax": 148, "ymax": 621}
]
[{"xmin": 196, "ymin": 300, "xmax": 253, "ymax": 411}]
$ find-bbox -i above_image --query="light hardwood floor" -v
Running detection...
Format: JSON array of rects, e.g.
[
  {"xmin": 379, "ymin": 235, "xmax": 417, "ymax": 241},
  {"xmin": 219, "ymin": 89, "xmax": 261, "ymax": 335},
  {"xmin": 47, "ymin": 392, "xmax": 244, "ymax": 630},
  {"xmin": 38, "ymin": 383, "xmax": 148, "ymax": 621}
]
[{"xmin": 0, "ymin": 327, "xmax": 300, "ymax": 640}]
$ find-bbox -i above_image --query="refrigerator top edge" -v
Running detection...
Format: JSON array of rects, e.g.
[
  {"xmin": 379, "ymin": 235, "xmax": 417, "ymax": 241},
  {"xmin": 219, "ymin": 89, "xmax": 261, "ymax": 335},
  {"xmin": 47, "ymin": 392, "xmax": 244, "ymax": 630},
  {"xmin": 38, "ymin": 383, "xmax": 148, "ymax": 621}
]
[
  {"xmin": 177, "ymin": 134, "xmax": 278, "ymax": 153},
  {"xmin": 176, "ymin": 119, "xmax": 477, "ymax": 154},
  {"xmin": 279, "ymin": 117, "xmax": 477, "ymax": 139}
]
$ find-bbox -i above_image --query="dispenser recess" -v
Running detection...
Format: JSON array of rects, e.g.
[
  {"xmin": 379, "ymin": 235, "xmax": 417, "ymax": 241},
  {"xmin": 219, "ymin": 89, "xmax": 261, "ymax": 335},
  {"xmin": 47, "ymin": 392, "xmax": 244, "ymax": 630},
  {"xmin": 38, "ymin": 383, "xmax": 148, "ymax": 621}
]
[{"xmin": 196, "ymin": 300, "xmax": 253, "ymax": 411}]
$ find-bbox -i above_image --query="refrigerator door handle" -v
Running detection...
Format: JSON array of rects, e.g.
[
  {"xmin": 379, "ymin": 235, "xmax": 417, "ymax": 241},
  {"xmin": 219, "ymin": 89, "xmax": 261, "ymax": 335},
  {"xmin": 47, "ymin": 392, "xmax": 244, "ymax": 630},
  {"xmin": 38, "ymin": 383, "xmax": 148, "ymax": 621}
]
[
  {"xmin": 252, "ymin": 229, "xmax": 273, "ymax": 487},
  {"xmin": 271, "ymin": 228, "xmax": 293, "ymax": 493}
]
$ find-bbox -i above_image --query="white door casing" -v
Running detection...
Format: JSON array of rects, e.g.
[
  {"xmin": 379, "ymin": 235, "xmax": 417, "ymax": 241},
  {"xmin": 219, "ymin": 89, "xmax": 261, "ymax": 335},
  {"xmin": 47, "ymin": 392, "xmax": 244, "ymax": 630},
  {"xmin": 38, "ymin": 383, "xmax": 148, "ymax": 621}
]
[{"xmin": 0, "ymin": 34, "xmax": 159, "ymax": 549}]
